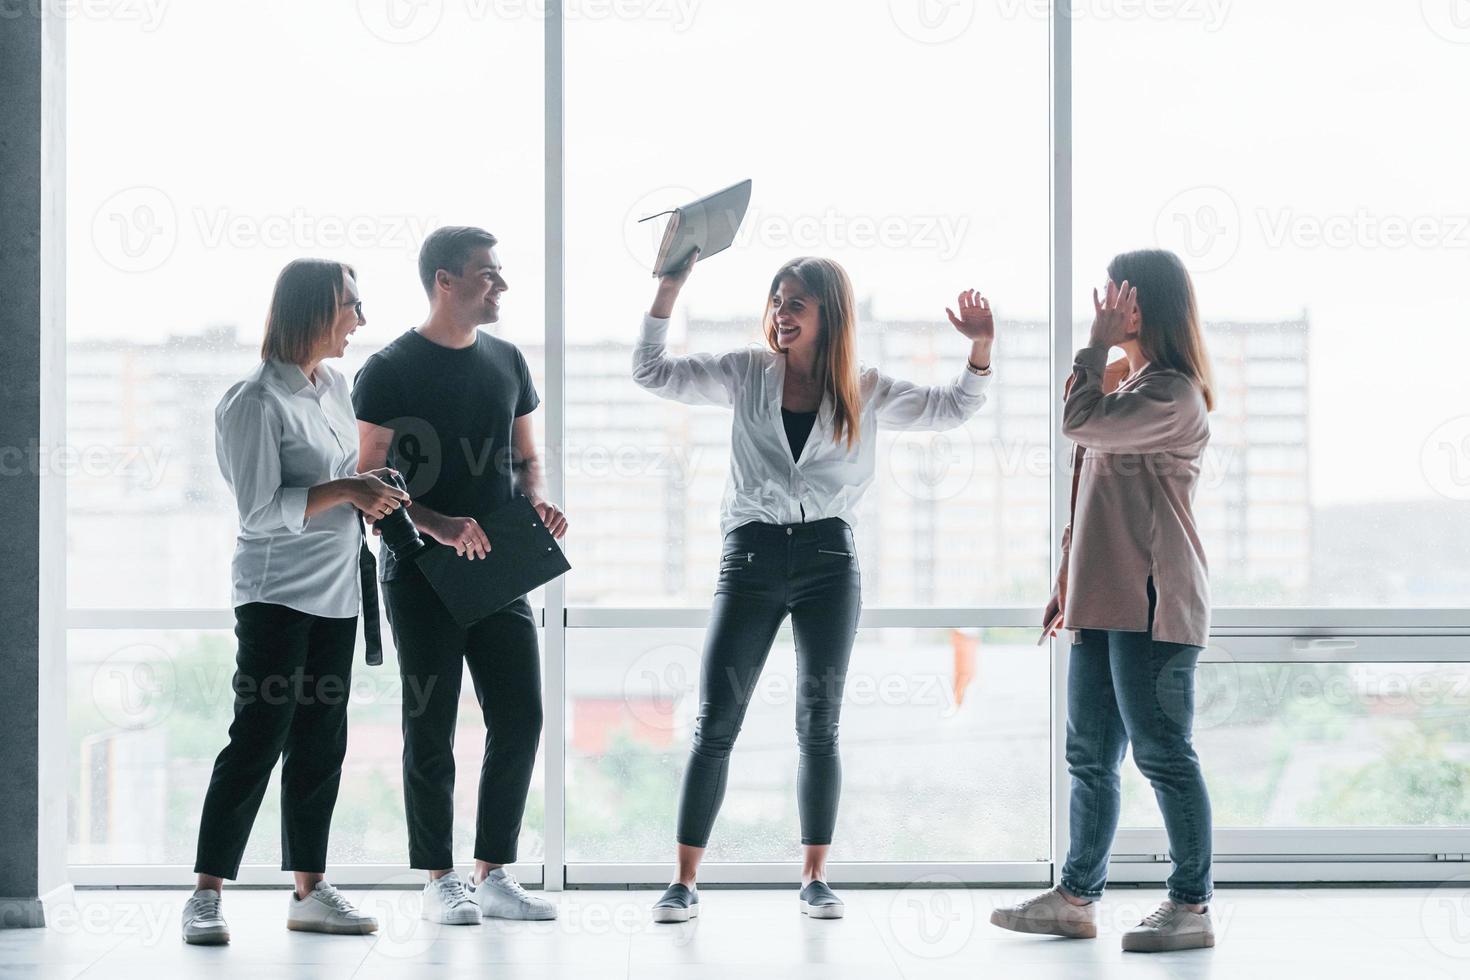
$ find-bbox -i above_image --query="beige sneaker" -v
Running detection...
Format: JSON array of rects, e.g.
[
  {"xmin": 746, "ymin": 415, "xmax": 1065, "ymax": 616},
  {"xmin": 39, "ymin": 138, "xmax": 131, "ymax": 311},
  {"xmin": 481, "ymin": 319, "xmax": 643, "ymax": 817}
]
[
  {"xmin": 989, "ymin": 886, "xmax": 1097, "ymax": 939},
  {"xmin": 1122, "ymin": 900, "xmax": 1215, "ymax": 952}
]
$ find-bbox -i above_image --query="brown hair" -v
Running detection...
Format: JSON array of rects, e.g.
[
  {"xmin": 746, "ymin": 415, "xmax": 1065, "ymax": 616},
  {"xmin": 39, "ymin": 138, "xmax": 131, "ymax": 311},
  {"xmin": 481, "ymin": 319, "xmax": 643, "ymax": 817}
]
[
  {"xmin": 1107, "ymin": 249, "xmax": 1216, "ymax": 411},
  {"xmin": 418, "ymin": 225, "xmax": 498, "ymax": 295},
  {"xmin": 762, "ymin": 257, "xmax": 863, "ymax": 450},
  {"xmin": 260, "ymin": 259, "xmax": 355, "ymax": 364}
]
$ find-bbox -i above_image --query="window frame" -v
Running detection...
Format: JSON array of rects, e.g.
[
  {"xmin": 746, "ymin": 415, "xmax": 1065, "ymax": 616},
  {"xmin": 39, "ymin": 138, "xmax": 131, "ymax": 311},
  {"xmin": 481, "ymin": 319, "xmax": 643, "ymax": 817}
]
[{"xmin": 63, "ymin": 1, "xmax": 1470, "ymax": 888}]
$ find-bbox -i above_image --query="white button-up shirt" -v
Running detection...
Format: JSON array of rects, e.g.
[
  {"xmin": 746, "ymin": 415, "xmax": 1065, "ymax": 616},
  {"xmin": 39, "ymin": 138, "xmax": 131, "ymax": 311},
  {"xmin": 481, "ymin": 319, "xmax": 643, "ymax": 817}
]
[
  {"xmin": 633, "ymin": 314, "xmax": 992, "ymax": 536},
  {"xmin": 214, "ymin": 358, "xmax": 362, "ymax": 618}
]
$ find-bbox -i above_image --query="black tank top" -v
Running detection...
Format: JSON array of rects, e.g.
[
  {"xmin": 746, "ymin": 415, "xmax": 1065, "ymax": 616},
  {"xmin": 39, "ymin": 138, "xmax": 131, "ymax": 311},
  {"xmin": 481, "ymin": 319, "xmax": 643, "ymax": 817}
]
[{"xmin": 781, "ymin": 408, "xmax": 817, "ymax": 462}]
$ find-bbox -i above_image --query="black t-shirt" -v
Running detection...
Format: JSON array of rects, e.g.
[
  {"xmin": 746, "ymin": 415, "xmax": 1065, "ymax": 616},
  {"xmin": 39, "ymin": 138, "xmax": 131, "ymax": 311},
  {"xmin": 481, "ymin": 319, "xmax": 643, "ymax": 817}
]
[{"xmin": 352, "ymin": 328, "xmax": 540, "ymax": 580}]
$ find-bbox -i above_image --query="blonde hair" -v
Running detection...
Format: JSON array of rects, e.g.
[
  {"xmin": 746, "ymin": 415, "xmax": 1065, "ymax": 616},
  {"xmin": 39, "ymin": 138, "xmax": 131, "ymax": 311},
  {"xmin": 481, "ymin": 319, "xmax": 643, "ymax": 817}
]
[
  {"xmin": 762, "ymin": 257, "xmax": 863, "ymax": 449},
  {"xmin": 260, "ymin": 259, "xmax": 355, "ymax": 364}
]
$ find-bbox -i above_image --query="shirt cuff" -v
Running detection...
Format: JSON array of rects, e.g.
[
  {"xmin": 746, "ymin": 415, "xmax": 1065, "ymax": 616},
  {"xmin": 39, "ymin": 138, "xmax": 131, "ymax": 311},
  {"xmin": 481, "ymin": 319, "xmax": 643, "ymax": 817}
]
[
  {"xmin": 1073, "ymin": 345, "xmax": 1110, "ymax": 374},
  {"xmin": 640, "ymin": 313, "xmax": 671, "ymax": 345},
  {"xmin": 958, "ymin": 364, "xmax": 993, "ymax": 396},
  {"xmin": 279, "ymin": 486, "xmax": 310, "ymax": 534}
]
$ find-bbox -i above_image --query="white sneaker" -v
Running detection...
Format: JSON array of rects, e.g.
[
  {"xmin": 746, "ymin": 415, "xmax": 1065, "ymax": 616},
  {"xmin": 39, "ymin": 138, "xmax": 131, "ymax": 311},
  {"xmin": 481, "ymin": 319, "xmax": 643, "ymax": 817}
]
[
  {"xmin": 182, "ymin": 889, "xmax": 230, "ymax": 945},
  {"xmin": 1122, "ymin": 899, "xmax": 1215, "ymax": 952},
  {"xmin": 468, "ymin": 868, "xmax": 558, "ymax": 920},
  {"xmin": 286, "ymin": 881, "xmax": 379, "ymax": 935},
  {"xmin": 421, "ymin": 871, "xmax": 481, "ymax": 925},
  {"xmin": 989, "ymin": 886, "xmax": 1098, "ymax": 939}
]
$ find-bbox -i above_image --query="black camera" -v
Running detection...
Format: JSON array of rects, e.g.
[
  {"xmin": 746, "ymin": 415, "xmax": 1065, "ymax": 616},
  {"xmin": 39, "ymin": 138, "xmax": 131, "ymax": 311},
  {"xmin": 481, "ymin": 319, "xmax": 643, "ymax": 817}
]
[{"xmin": 374, "ymin": 471, "xmax": 425, "ymax": 560}]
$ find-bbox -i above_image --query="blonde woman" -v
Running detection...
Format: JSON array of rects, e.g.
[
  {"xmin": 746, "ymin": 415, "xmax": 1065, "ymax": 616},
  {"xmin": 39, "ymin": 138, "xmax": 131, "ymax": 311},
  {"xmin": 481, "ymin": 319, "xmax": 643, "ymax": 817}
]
[
  {"xmin": 183, "ymin": 260, "xmax": 407, "ymax": 944},
  {"xmin": 633, "ymin": 251, "xmax": 996, "ymax": 922},
  {"xmin": 992, "ymin": 249, "xmax": 1217, "ymax": 953}
]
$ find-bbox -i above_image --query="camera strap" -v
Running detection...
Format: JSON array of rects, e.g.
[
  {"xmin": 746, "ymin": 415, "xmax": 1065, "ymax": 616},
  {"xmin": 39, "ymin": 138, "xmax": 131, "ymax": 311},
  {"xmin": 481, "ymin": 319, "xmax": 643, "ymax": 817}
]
[{"xmin": 357, "ymin": 513, "xmax": 383, "ymax": 666}]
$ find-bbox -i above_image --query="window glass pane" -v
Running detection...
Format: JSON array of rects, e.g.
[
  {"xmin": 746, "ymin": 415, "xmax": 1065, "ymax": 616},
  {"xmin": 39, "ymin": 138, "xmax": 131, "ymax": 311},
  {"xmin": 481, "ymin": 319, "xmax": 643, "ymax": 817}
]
[
  {"xmin": 566, "ymin": 627, "xmax": 1049, "ymax": 863},
  {"xmin": 67, "ymin": 1, "xmax": 544, "ymax": 607},
  {"xmin": 70, "ymin": 628, "xmax": 544, "ymax": 865},
  {"xmin": 1075, "ymin": 2, "xmax": 1470, "ymax": 606},
  {"xmin": 1119, "ymin": 660, "xmax": 1470, "ymax": 830},
  {"xmin": 565, "ymin": 0, "xmax": 1051, "ymax": 607}
]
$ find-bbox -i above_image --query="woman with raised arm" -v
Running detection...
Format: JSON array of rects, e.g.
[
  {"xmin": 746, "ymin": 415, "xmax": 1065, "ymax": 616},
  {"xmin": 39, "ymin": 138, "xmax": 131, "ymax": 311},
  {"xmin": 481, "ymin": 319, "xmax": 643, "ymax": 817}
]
[
  {"xmin": 991, "ymin": 249, "xmax": 1218, "ymax": 954},
  {"xmin": 633, "ymin": 250, "xmax": 996, "ymax": 923}
]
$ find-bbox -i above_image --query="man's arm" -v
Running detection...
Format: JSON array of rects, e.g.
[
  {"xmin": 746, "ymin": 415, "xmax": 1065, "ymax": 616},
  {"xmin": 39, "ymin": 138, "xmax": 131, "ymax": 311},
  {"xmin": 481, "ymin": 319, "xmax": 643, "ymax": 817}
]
[
  {"xmin": 512, "ymin": 413, "xmax": 568, "ymax": 539},
  {"xmin": 355, "ymin": 419, "xmax": 492, "ymax": 559}
]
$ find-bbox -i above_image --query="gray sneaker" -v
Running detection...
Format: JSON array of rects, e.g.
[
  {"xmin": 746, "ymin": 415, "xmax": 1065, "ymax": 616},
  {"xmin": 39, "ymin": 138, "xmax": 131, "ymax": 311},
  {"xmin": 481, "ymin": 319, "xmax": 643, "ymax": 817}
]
[
  {"xmin": 286, "ymin": 881, "xmax": 379, "ymax": 935},
  {"xmin": 651, "ymin": 883, "xmax": 700, "ymax": 923},
  {"xmin": 1122, "ymin": 900, "xmax": 1215, "ymax": 952},
  {"xmin": 182, "ymin": 889, "xmax": 230, "ymax": 945},
  {"xmin": 799, "ymin": 881, "xmax": 845, "ymax": 919},
  {"xmin": 989, "ymin": 886, "xmax": 1098, "ymax": 939}
]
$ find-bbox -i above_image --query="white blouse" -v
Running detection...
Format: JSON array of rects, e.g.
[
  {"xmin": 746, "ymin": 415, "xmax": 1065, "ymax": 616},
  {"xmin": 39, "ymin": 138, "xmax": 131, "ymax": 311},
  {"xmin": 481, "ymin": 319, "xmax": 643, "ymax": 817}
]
[
  {"xmin": 214, "ymin": 358, "xmax": 362, "ymax": 618},
  {"xmin": 632, "ymin": 313, "xmax": 992, "ymax": 536}
]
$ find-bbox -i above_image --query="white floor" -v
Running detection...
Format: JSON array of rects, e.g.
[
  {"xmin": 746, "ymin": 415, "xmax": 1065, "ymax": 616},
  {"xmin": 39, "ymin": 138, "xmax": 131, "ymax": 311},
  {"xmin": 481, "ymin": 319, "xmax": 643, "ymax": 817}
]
[{"xmin": 4, "ymin": 885, "xmax": 1470, "ymax": 978}]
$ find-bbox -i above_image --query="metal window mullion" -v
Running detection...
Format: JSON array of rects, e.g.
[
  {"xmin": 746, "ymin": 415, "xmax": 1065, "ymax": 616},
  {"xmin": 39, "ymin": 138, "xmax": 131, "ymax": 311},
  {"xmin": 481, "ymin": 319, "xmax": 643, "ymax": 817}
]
[
  {"xmin": 542, "ymin": 0, "xmax": 568, "ymax": 893},
  {"xmin": 1048, "ymin": 0, "xmax": 1074, "ymax": 890}
]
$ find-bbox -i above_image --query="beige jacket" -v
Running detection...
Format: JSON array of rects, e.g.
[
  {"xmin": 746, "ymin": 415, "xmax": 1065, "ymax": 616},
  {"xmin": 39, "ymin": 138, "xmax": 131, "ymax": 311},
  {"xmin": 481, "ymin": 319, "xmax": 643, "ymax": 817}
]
[{"xmin": 1055, "ymin": 346, "xmax": 1211, "ymax": 648}]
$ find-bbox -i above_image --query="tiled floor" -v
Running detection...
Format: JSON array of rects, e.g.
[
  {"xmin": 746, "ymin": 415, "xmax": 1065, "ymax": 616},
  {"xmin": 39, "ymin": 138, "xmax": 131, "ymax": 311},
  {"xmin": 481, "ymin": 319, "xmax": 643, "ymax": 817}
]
[{"xmin": 4, "ymin": 885, "xmax": 1470, "ymax": 978}]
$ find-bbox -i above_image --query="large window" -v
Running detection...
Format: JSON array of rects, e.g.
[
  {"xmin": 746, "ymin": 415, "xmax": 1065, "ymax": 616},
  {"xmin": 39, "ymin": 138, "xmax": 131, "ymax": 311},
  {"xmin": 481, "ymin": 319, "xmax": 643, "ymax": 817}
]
[
  {"xmin": 64, "ymin": 0, "xmax": 1470, "ymax": 885},
  {"xmin": 66, "ymin": 1, "xmax": 544, "ymax": 870}
]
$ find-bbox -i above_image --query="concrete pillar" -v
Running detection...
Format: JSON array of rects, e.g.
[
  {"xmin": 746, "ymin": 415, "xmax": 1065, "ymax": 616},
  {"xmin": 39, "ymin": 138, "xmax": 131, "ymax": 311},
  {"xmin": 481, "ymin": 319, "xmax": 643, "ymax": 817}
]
[{"xmin": 0, "ymin": 4, "xmax": 70, "ymax": 928}]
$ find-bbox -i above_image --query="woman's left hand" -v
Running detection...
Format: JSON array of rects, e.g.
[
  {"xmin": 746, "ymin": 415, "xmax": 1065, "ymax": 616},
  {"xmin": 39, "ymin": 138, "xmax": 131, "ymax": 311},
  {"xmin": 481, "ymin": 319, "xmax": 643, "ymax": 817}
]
[
  {"xmin": 1089, "ymin": 278, "xmax": 1138, "ymax": 348},
  {"xmin": 946, "ymin": 288, "xmax": 994, "ymax": 343}
]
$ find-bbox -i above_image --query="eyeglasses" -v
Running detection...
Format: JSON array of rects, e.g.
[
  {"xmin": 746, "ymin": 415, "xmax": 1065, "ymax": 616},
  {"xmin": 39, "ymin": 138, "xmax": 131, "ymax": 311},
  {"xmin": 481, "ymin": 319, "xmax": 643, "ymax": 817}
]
[{"xmin": 344, "ymin": 299, "xmax": 364, "ymax": 319}]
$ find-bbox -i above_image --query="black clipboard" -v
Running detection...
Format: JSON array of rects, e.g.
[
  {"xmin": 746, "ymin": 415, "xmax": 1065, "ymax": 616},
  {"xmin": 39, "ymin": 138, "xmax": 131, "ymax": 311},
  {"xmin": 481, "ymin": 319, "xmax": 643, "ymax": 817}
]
[{"xmin": 414, "ymin": 494, "xmax": 571, "ymax": 627}]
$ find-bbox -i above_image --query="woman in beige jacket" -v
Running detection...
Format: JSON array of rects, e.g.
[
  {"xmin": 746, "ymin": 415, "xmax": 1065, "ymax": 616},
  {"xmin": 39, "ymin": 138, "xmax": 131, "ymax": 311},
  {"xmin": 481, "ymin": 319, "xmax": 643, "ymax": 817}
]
[{"xmin": 992, "ymin": 249, "xmax": 1218, "ymax": 954}]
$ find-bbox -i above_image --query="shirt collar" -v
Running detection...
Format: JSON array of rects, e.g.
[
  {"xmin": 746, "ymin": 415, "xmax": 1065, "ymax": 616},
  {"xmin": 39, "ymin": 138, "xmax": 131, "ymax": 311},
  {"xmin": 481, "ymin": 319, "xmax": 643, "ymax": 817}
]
[{"xmin": 267, "ymin": 358, "xmax": 330, "ymax": 397}]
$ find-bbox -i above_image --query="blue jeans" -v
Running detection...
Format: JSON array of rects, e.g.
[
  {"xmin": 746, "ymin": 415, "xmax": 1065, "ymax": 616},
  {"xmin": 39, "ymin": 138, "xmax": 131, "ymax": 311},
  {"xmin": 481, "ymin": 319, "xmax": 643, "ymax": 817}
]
[{"xmin": 1059, "ymin": 626, "xmax": 1213, "ymax": 906}]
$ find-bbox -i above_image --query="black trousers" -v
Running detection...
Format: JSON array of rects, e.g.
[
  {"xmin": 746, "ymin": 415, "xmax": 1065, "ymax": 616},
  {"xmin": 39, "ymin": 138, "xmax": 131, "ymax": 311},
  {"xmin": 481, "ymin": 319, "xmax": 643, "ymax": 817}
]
[
  {"xmin": 676, "ymin": 517, "xmax": 862, "ymax": 848},
  {"xmin": 383, "ymin": 563, "xmax": 543, "ymax": 869},
  {"xmin": 194, "ymin": 602, "xmax": 357, "ymax": 879}
]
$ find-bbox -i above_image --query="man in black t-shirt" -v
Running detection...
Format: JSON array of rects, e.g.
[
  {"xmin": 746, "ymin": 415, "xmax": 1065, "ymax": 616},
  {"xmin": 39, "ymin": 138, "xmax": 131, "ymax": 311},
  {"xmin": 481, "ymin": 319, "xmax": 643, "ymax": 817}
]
[{"xmin": 353, "ymin": 226, "xmax": 567, "ymax": 925}]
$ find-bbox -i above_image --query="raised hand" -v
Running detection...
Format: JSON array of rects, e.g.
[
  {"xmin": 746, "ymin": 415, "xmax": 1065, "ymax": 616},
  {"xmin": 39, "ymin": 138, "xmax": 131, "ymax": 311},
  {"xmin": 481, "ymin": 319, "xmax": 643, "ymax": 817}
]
[
  {"xmin": 1089, "ymin": 278, "xmax": 1138, "ymax": 349},
  {"xmin": 945, "ymin": 288, "xmax": 994, "ymax": 343}
]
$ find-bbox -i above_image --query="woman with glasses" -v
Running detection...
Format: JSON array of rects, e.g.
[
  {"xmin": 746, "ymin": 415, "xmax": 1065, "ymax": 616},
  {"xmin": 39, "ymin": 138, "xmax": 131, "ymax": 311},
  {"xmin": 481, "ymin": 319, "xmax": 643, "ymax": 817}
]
[{"xmin": 182, "ymin": 259, "xmax": 407, "ymax": 944}]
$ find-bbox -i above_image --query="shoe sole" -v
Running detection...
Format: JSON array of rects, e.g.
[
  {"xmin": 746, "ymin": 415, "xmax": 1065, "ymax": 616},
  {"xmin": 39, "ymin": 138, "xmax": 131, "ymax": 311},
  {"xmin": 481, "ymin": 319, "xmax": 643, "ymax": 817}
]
[
  {"xmin": 800, "ymin": 900, "xmax": 845, "ymax": 919},
  {"xmin": 422, "ymin": 910, "xmax": 482, "ymax": 926},
  {"xmin": 182, "ymin": 932, "xmax": 230, "ymax": 945},
  {"xmin": 651, "ymin": 904, "xmax": 699, "ymax": 923},
  {"xmin": 989, "ymin": 909, "xmax": 1097, "ymax": 939},
  {"xmin": 1122, "ymin": 932, "xmax": 1216, "ymax": 953},
  {"xmin": 286, "ymin": 920, "xmax": 379, "ymax": 935},
  {"xmin": 481, "ymin": 909, "xmax": 558, "ymax": 921}
]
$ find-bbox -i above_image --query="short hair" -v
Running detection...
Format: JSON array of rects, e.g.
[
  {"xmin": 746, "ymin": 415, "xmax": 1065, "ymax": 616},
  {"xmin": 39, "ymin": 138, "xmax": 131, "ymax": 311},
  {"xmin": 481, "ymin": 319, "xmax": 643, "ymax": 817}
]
[
  {"xmin": 418, "ymin": 225, "xmax": 498, "ymax": 296},
  {"xmin": 260, "ymin": 259, "xmax": 355, "ymax": 364}
]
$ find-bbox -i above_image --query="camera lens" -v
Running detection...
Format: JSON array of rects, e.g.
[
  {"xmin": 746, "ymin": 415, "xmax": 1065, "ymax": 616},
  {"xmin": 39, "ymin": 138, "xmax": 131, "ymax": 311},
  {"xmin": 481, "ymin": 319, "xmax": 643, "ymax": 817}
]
[{"xmin": 375, "ymin": 471, "xmax": 425, "ymax": 559}]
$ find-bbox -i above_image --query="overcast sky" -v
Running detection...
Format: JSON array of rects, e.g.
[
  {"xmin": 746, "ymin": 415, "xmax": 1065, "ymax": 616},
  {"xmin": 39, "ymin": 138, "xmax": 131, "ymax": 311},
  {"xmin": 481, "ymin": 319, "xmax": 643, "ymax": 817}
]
[{"xmin": 67, "ymin": 0, "xmax": 1470, "ymax": 506}]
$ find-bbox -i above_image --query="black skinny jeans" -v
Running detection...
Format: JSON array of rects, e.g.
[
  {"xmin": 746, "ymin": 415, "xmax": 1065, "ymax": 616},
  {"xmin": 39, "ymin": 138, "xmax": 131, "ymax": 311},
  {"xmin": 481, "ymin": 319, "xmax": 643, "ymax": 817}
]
[
  {"xmin": 194, "ymin": 602, "xmax": 357, "ymax": 879},
  {"xmin": 676, "ymin": 518, "xmax": 862, "ymax": 849},
  {"xmin": 383, "ymin": 562, "xmax": 543, "ymax": 869}
]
